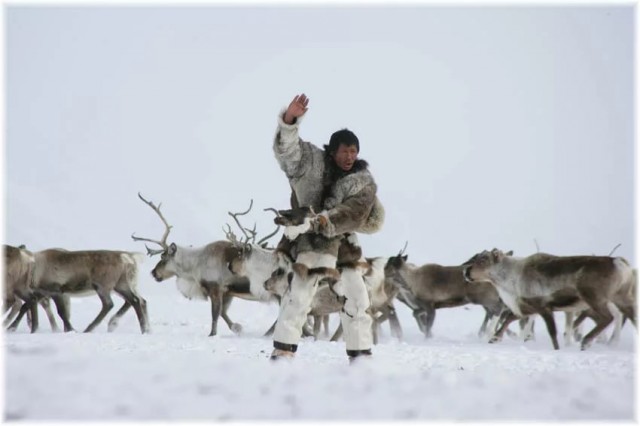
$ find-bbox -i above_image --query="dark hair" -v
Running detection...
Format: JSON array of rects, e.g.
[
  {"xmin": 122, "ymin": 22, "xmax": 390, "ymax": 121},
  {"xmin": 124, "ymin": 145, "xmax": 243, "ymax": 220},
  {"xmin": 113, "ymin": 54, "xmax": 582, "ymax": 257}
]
[{"xmin": 324, "ymin": 128, "xmax": 359, "ymax": 154}]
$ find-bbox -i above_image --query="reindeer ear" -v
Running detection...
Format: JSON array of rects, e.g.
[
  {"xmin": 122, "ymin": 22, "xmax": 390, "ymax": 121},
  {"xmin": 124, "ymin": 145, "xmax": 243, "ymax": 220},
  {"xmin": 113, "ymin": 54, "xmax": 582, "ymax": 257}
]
[
  {"xmin": 491, "ymin": 248, "xmax": 503, "ymax": 261},
  {"xmin": 505, "ymin": 250, "xmax": 514, "ymax": 256},
  {"xmin": 402, "ymin": 254, "xmax": 408, "ymax": 262},
  {"xmin": 169, "ymin": 243, "xmax": 177, "ymax": 256}
]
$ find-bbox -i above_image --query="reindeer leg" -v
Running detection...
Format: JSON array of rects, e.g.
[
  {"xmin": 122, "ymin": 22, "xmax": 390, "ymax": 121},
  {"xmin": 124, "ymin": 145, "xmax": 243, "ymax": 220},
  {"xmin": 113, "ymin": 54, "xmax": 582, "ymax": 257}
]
[
  {"xmin": 322, "ymin": 315, "xmax": 330, "ymax": 337},
  {"xmin": 84, "ymin": 287, "xmax": 115, "ymax": 333},
  {"xmin": 580, "ymin": 304, "xmax": 614, "ymax": 350},
  {"xmin": 606, "ymin": 303, "xmax": 623, "ymax": 345},
  {"xmin": 387, "ymin": 306, "xmax": 403, "ymax": 341},
  {"xmin": 113, "ymin": 274, "xmax": 150, "ymax": 334},
  {"xmin": 539, "ymin": 310, "xmax": 560, "ymax": 350},
  {"xmin": 52, "ymin": 294, "xmax": 75, "ymax": 332},
  {"xmin": 563, "ymin": 312, "xmax": 574, "ymax": 346},
  {"xmin": 614, "ymin": 303, "xmax": 636, "ymax": 329},
  {"xmin": 26, "ymin": 296, "xmax": 40, "ymax": 333},
  {"xmin": 110, "ymin": 286, "xmax": 149, "ymax": 334},
  {"xmin": 497, "ymin": 309, "xmax": 517, "ymax": 338},
  {"xmin": 220, "ymin": 294, "xmax": 242, "ymax": 334},
  {"xmin": 490, "ymin": 311, "xmax": 518, "ymax": 343},
  {"xmin": 203, "ymin": 280, "xmax": 222, "ymax": 337},
  {"xmin": 4, "ymin": 299, "xmax": 22, "ymax": 326},
  {"xmin": 131, "ymin": 294, "xmax": 149, "ymax": 334},
  {"xmin": 520, "ymin": 316, "xmax": 536, "ymax": 342},
  {"xmin": 485, "ymin": 313, "xmax": 501, "ymax": 338},
  {"xmin": 371, "ymin": 312, "xmax": 380, "ymax": 345},
  {"xmin": 7, "ymin": 298, "xmax": 33, "ymax": 332},
  {"xmin": 38, "ymin": 298, "xmax": 60, "ymax": 332},
  {"xmin": 373, "ymin": 308, "xmax": 389, "ymax": 342},
  {"xmin": 413, "ymin": 309, "xmax": 427, "ymax": 334},
  {"xmin": 572, "ymin": 310, "xmax": 589, "ymax": 341},
  {"xmin": 478, "ymin": 308, "xmax": 491, "ymax": 337},
  {"xmin": 301, "ymin": 316, "xmax": 315, "ymax": 337},
  {"xmin": 330, "ymin": 323, "xmax": 343, "ymax": 342},
  {"xmin": 107, "ymin": 299, "xmax": 131, "ymax": 332},
  {"xmin": 313, "ymin": 315, "xmax": 322, "ymax": 340},
  {"xmin": 423, "ymin": 303, "xmax": 436, "ymax": 338}
]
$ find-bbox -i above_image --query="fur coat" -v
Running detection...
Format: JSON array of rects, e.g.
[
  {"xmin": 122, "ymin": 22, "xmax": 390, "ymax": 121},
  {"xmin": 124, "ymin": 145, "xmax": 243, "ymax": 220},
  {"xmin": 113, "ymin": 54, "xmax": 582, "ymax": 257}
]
[{"xmin": 273, "ymin": 110, "xmax": 385, "ymax": 240}]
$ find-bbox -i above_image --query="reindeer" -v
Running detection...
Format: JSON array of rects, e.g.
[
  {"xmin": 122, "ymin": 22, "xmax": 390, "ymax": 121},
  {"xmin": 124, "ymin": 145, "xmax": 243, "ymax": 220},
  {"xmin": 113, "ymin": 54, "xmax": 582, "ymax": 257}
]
[
  {"xmin": 504, "ymin": 244, "xmax": 629, "ymax": 347},
  {"xmin": 4, "ymin": 244, "xmax": 61, "ymax": 332},
  {"xmin": 7, "ymin": 248, "xmax": 148, "ymax": 334},
  {"xmin": 133, "ymin": 194, "xmax": 283, "ymax": 337},
  {"xmin": 384, "ymin": 250, "xmax": 506, "ymax": 340},
  {"xmin": 463, "ymin": 249, "xmax": 636, "ymax": 350}
]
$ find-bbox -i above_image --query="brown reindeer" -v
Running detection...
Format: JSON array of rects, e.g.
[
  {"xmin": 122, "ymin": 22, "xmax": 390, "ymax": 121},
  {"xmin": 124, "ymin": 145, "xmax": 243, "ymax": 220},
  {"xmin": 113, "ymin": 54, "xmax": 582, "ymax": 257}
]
[
  {"xmin": 463, "ymin": 249, "xmax": 636, "ymax": 350},
  {"xmin": 4, "ymin": 244, "xmax": 61, "ymax": 332},
  {"xmin": 7, "ymin": 248, "xmax": 149, "ymax": 334},
  {"xmin": 384, "ymin": 252, "xmax": 506, "ymax": 339}
]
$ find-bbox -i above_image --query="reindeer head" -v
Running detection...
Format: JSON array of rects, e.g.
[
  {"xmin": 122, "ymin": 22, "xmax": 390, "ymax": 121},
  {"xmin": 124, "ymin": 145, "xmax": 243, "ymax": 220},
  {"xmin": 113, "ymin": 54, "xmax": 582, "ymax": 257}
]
[
  {"xmin": 132, "ymin": 192, "xmax": 178, "ymax": 282},
  {"xmin": 150, "ymin": 243, "xmax": 180, "ymax": 281},
  {"xmin": 263, "ymin": 252, "xmax": 295, "ymax": 296},
  {"xmin": 384, "ymin": 242, "xmax": 409, "ymax": 280},
  {"xmin": 272, "ymin": 206, "xmax": 315, "ymax": 226},
  {"xmin": 266, "ymin": 262, "xmax": 341, "ymax": 297},
  {"xmin": 463, "ymin": 248, "xmax": 513, "ymax": 283}
]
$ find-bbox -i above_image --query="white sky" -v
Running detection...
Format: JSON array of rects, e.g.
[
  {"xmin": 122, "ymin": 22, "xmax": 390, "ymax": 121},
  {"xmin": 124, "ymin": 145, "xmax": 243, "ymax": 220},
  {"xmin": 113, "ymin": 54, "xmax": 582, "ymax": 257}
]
[{"xmin": 4, "ymin": 4, "xmax": 635, "ymax": 267}]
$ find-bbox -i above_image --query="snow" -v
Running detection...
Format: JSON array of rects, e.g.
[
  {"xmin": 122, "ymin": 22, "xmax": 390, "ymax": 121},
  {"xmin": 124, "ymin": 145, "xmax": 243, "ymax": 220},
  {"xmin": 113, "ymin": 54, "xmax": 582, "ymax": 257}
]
[{"xmin": 4, "ymin": 276, "xmax": 636, "ymax": 421}]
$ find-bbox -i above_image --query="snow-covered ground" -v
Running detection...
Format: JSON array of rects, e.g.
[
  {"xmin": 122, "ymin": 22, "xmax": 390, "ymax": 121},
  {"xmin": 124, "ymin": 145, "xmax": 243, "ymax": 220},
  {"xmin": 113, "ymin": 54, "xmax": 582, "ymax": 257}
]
[{"xmin": 4, "ymin": 269, "xmax": 636, "ymax": 421}]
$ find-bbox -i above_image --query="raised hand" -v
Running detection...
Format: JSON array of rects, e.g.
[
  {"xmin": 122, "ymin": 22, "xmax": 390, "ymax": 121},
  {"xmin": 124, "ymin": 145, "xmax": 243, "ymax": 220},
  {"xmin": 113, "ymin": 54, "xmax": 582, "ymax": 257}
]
[{"xmin": 283, "ymin": 93, "xmax": 310, "ymax": 124}]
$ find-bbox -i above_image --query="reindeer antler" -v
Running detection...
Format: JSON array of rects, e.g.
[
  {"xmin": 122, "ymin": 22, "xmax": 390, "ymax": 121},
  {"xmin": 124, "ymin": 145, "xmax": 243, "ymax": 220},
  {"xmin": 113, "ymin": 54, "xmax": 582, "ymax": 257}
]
[
  {"xmin": 227, "ymin": 199, "xmax": 257, "ymax": 244},
  {"xmin": 608, "ymin": 243, "xmax": 622, "ymax": 256},
  {"xmin": 258, "ymin": 208, "xmax": 282, "ymax": 247},
  {"xmin": 225, "ymin": 202, "xmax": 283, "ymax": 250},
  {"xmin": 222, "ymin": 224, "xmax": 243, "ymax": 247},
  {"xmin": 132, "ymin": 192, "xmax": 173, "ymax": 256},
  {"xmin": 398, "ymin": 241, "xmax": 408, "ymax": 256}
]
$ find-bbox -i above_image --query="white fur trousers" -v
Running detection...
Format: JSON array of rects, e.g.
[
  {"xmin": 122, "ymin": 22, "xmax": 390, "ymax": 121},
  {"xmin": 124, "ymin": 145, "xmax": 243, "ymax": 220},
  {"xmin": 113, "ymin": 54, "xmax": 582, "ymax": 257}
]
[
  {"xmin": 335, "ymin": 268, "xmax": 373, "ymax": 351},
  {"xmin": 273, "ymin": 252, "xmax": 373, "ymax": 352},
  {"xmin": 273, "ymin": 253, "xmax": 336, "ymax": 346}
]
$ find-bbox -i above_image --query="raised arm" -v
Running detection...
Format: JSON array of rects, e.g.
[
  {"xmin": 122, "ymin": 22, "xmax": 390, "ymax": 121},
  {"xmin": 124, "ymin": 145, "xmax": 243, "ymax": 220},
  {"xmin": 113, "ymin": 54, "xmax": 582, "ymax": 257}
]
[{"xmin": 273, "ymin": 93, "xmax": 319, "ymax": 179}]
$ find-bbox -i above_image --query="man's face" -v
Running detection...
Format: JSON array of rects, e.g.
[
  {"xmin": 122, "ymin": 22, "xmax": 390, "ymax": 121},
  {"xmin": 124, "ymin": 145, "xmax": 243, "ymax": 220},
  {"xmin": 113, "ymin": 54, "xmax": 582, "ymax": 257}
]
[{"xmin": 332, "ymin": 144, "xmax": 358, "ymax": 171}]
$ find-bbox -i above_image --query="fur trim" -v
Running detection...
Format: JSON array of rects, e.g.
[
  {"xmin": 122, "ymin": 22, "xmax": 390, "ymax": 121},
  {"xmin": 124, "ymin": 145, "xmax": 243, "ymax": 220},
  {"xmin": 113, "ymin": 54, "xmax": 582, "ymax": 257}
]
[
  {"xmin": 357, "ymin": 196, "xmax": 385, "ymax": 234},
  {"xmin": 176, "ymin": 277, "xmax": 208, "ymax": 301},
  {"xmin": 277, "ymin": 108, "xmax": 305, "ymax": 128}
]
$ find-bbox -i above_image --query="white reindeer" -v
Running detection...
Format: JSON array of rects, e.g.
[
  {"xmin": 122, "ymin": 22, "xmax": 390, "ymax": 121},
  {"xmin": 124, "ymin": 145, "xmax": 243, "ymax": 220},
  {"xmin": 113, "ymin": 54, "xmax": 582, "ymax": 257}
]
[{"xmin": 133, "ymin": 194, "xmax": 283, "ymax": 337}]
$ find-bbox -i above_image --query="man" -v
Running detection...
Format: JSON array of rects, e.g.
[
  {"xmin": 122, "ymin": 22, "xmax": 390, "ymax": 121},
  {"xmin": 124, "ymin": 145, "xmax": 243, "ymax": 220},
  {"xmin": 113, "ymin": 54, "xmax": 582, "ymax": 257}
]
[{"xmin": 270, "ymin": 93, "xmax": 385, "ymax": 362}]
